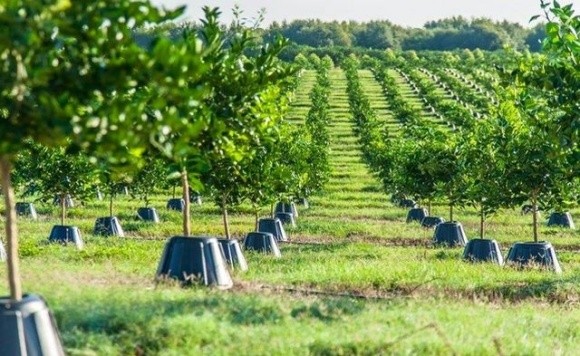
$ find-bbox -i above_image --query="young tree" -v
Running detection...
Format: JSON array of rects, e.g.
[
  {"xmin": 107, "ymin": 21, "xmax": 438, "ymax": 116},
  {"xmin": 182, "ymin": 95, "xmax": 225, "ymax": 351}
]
[
  {"xmin": 131, "ymin": 154, "xmax": 169, "ymax": 208},
  {"xmin": 12, "ymin": 144, "xmax": 41, "ymax": 204},
  {"xmin": 33, "ymin": 144, "xmax": 95, "ymax": 225},
  {"xmin": 180, "ymin": 7, "xmax": 294, "ymax": 238},
  {"xmin": 243, "ymin": 141, "xmax": 281, "ymax": 229},
  {"xmin": 0, "ymin": 0, "xmax": 190, "ymax": 302},
  {"xmin": 492, "ymin": 92, "xmax": 572, "ymax": 241},
  {"xmin": 487, "ymin": 1, "xmax": 579, "ymax": 241},
  {"xmin": 388, "ymin": 135, "xmax": 441, "ymax": 213},
  {"xmin": 391, "ymin": 125, "xmax": 466, "ymax": 219},
  {"xmin": 96, "ymin": 164, "xmax": 132, "ymax": 219},
  {"xmin": 430, "ymin": 130, "xmax": 467, "ymax": 222},
  {"xmin": 460, "ymin": 118, "xmax": 509, "ymax": 238},
  {"xmin": 201, "ymin": 156, "xmax": 246, "ymax": 239}
]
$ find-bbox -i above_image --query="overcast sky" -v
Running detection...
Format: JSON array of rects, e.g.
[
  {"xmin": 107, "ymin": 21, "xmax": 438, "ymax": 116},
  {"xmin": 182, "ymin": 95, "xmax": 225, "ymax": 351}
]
[{"xmin": 151, "ymin": 0, "xmax": 578, "ymax": 28}]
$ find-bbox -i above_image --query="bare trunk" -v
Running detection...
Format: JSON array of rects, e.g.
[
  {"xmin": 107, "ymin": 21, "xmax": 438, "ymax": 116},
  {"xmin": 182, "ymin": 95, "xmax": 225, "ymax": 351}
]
[
  {"xmin": 222, "ymin": 194, "xmax": 231, "ymax": 239},
  {"xmin": 60, "ymin": 193, "xmax": 66, "ymax": 225},
  {"xmin": 449, "ymin": 204, "xmax": 454, "ymax": 222},
  {"xmin": 182, "ymin": 169, "xmax": 191, "ymax": 236},
  {"xmin": 0, "ymin": 156, "xmax": 23, "ymax": 301},
  {"xmin": 428, "ymin": 200, "xmax": 432, "ymax": 216},
  {"xmin": 109, "ymin": 192, "xmax": 114, "ymax": 218},
  {"xmin": 270, "ymin": 203, "xmax": 275, "ymax": 218},
  {"xmin": 255, "ymin": 209, "xmax": 259, "ymax": 231},
  {"xmin": 532, "ymin": 193, "xmax": 538, "ymax": 242},
  {"xmin": 172, "ymin": 185, "xmax": 176, "ymax": 199},
  {"xmin": 480, "ymin": 205, "xmax": 485, "ymax": 239}
]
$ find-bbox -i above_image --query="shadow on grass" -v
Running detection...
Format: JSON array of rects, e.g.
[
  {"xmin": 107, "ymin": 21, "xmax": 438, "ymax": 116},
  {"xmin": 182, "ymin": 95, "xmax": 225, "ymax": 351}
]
[
  {"xmin": 472, "ymin": 273, "xmax": 580, "ymax": 303},
  {"xmin": 361, "ymin": 185, "xmax": 383, "ymax": 193},
  {"xmin": 52, "ymin": 290, "xmax": 366, "ymax": 354}
]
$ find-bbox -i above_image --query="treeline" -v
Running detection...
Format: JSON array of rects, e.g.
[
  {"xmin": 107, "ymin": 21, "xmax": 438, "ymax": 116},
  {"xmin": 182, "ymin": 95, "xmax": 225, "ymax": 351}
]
[
  {"xmin": 264, "ymin": 17, "xmax": 545, "ymax": 51},
  {"xmin": 137, "ymin": 15, "xmax": 546, "ymax": 58}
]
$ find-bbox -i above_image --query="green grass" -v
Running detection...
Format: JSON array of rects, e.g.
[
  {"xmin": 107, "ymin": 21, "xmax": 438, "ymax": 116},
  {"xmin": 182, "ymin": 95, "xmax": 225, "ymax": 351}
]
[
  {"xmin": 39, "ymin": 288, "xmax": 580, "ymax": 355},
  {"xmin": 0, "ymin": 67, "xmax": 578, "ymax": 354}
]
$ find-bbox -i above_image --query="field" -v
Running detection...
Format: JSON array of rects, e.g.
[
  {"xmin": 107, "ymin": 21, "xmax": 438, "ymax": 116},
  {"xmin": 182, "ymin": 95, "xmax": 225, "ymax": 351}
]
[{"xmin": 1, "ymin": 66, "xmax": 579, "ymax": 355}]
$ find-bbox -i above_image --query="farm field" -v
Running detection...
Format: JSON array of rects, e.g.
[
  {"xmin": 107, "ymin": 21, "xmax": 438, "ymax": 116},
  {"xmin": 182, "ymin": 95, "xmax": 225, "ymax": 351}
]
[{"xmin": 1, "ymin": 63, "xmax": 579, "ymax": 355}]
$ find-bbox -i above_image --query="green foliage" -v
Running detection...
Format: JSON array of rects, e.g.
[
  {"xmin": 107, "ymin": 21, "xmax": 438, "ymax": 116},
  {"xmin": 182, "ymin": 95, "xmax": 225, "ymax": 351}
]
[
  {"xmin": 489, "ymin": 1, "xmax": 580, "ymax": 239},
  {"xmin": 131, "ymin": 155, "xmax": 169, "ymax": 207},
  {"xmin": 0, "ymin": 0, "xmax": 187, "ymax": 163},
  {"xmin": 405, "ymin": 22, "xmax": 508, "ymax": 51},
  {"xmin": 301, "ymin": 63, "xmax": 332, "ymax": 198},
  {"xmin": 459, "ymin": 118, "xmax": 510, "ymax": 235},
  {"xmin": 260, "ymin": 17, "xmax": 537, "ymax": 52},
  {"xmin": 30, "ymin": 144, "xmax": 95, "ymax": 203},
  {"xmin": 195, "ymin": 7, "xmax": 295, "ymax": 235}
]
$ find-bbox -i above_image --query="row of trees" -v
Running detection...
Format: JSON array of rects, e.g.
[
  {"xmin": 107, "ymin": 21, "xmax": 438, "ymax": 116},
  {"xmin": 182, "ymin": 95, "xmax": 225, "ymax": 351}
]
[
  {"xmin": 342, "ymin": 11, "xmax": 578, "ymax": 242},
  {"xmin": 7, "ymin": 13, "xmax": 337, "ymax": 241},
  {"xmin": 0, "ymin": 2, "xmax": 318, "ymax": 306}
]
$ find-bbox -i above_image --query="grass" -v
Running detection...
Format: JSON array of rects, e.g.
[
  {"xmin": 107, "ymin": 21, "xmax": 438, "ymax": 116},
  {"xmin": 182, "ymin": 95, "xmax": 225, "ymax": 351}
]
[
  {"xmin": 22, "ymin": 287, "xmax": 580, "ymax": 355},
  {"xmin": 0, "ymin": 67, "xmax": 578, "ymax": 354}
]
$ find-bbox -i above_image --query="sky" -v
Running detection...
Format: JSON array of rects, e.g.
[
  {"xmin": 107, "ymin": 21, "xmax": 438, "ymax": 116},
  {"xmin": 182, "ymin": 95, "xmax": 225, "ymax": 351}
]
[{"xmin": 150, "ymin": 0, "xmax": 579, "ymax": 28}]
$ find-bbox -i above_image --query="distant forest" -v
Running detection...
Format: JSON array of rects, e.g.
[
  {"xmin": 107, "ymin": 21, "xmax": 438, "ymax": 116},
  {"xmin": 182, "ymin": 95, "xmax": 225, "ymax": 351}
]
[
  {"xmin": 265, "ymin": 17, "xmax": 545, "ymax": 51},
  {"xmin": 137, "ymin": 15, "xmax": 546, "ymax": 54}
]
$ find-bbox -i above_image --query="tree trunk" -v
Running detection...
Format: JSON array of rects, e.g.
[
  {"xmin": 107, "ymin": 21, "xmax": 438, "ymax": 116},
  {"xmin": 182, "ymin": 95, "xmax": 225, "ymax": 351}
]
[
  {"xmin": 0, "ymin": 156, "xmax": 23, "ymax": 301},
  {"xmin": 60, "ymin": 193, "xmax": 66, "ymax": 225},
  {"xmin": 172, "ymin": 185, "xmax": 176, "ymax": 199},
  {"xmin": 222, "ymin": 194, "xmax": 231, "ymax": 239},
  {"xmin": 532, "ymin": 194, "xmax": 538, "ymax": 242},
  {"xmin": 270, "ymin": 203, "xmax": 275, "ymax": 218},
  {"xmin": 449, "ymin": 204, "xmax": 454, "ymax": 222},
  {"xmin": 109, "ymin": 192, "xmax": 114, "ymax": 218},
  {"xmin": 480, "ymin": 205, "xmax": 485, "ymax": 239},
  {"xmin": 182, "ymin": 169, "xmax": 191, "ymax": 236},
  {"xmin": 255, "ymin": 209, "xmax": 259, "ymax": 231},
  {"xmin": 428, "ymin": 199, "xmax": 432, "ymax": 216}
]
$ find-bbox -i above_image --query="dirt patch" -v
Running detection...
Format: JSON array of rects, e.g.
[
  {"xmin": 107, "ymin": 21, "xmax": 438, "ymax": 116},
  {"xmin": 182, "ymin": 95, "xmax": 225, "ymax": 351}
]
[
  {"xmin": 288, "ymin": 235, "xmax": 432, "ymax": 248},
  {"xmin": 232, "ymin": 280, "xmax": 580, "ymax": 306}
]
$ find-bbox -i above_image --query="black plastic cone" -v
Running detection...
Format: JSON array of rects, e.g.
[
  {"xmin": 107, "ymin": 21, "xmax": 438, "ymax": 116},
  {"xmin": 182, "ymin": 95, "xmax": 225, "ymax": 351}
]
[
  {"xmin": 190, "ymin": 193, "xmax": 202, "ymax": 205},
  {"xmin": 506, "ymin": 241, "xmax": 562, "ymax": 273},
  {"xmin": 166, "ymin": 198, "xmax": 185, "ymax": 212},
  {"xmin": 156, "ymin": 236, "xmax": 233, "ymax": 288},
  {"xmin": 398, "ymin": 199, "xmax": 417, "ymax": 208},
  {"xmin": 218, "ymin": 239, "xmax": 248, "ymax": 271},
  {"xmin": 421, "ymin": 216, "xmax": 445, "ymax": 228},
  {"xmin": 93, "ymin": 216, "xmax": 125, "ymax": 237},
  {"xmin": 433, "ymin": 221, "xmax": 468, "ymax": 247},
  {"xmin": 137, "ymin": 207, "xmax": 160, "ymax": 223},
  {"xmin": 275, "ymin": 212, "xmax": 296, "ymax": 227},
  {"xmin": 462, "ymin": 238, "xmax": 503, "ymax": 265},
  {"xmin": 258, "ymin": 218, "xmax": 288, "ymax": 242},
  {"xmin": 520, "ymin": 205, "xmax": 539, "ymax": 215},
  {"xmin": 52, "ymin": 194, "xmax": 74, "ymax": 208},
  {"xmin": 406, "ymin": 207, "xmax": 428, "ymax": 223},
  {"xmin": 296, "ymin": 198, "xmax": 309, "ymax": 209},
  {"xmin": 49, "ymin": 225, "xmax": 84, "ymax": 249},
  {"xmin": 0, "ymin": 294, "xmax": 65, "ymax": 356},
  {"xmin": 547, "ymin": 212, "xmax": 575, "ymax": 229},
  {"xmin": 243, "ymin": 232, "xmax": 281, "ymax": 257},
  {"xmin": 275, "ymin": 202, "xmax": 298, "ymax": 219},
  {"xmin": 15, "ymin": 202, "xmax": 38, "ymax": 220}
]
